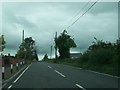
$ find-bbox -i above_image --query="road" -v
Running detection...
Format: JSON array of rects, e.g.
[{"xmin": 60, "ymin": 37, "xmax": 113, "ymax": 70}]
[{"xmin": 2, "ymin": 62, "xmax": 119, "ymax": 90}]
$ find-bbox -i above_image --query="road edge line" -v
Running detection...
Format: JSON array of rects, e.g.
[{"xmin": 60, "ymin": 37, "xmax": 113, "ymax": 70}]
[
  {"xmin": 53, "ymin": 63, "xmax": 119, "ymax": 78},
  {"xmin": 87, "ymin": 70, "xmax": 120, "ymax": 78},
  {"xmin": 2, "ymin": 65, "xmax": 29, "ymax": 88},
  {"xmin": 13, "ymin": 64, "xmax": 31, "ymax": 83}
]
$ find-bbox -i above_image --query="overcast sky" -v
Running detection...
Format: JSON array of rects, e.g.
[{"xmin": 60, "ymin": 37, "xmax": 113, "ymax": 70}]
[{"xmin": 1, "ymin": 2, "xmax": 118, "ymax": 59}]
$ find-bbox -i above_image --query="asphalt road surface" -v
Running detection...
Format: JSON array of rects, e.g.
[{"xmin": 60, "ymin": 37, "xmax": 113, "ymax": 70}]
[{"xmin": 2, "ymin": 62, "xmax": 119, "ymax": 90}]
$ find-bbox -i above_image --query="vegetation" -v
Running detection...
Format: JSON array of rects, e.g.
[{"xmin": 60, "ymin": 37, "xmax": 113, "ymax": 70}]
[
  {"xmin": 81, "ymin": 38, "xmax": 118, "ymax": 64},
  {"xmin": 0, "ymin": 34, "xmax": 6, "ymax": 51},
  {"xmin": 16, "ymin": 37, "xmax": 38, "ymax": 61},
  {"xmin": 55, "ymin": 30, "xmax": 76, "ymax": 58},
  {"xmin": 43, "ymin": 54, "xmax": 49, "ymax": 61},
  {"xmin": 48, "ymin": 38, "xmax": 119, "ymax": 77},
  {"xmin": 78, "ymin": 38, "xmax": 119, "ymax": 76}
]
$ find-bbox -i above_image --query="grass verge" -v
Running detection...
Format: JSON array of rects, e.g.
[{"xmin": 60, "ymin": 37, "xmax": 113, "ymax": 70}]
[{"xmin": 46, "ymin": 58, "xmax": 119, "ymax": 77}]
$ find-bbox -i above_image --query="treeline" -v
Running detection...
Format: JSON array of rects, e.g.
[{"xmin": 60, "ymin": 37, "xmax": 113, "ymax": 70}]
[
  {"xmin": 77, "ymin": 38, "xmax": 119, "ymax": 76},
  {"xmin": 81, "ymin": 38, "xmax": 119, "ymax": 64},
  {"xmin": 0, "ymin": 34, "xmax": 39, "ymax": 65},
  {"xmin": 45, "ymin": 30, "xmax": 119, "ymax": 77},
  {"xmin": 43, "ymin": 29, "xmax": 119, "ymax": 76},
  {"xmin": 54, "ymin": 38, "xmax": 119, "ymax": 76}
]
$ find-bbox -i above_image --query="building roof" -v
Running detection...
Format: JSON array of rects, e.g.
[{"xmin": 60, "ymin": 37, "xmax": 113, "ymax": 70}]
[{"xmin": 70, "ymin": 53, "xmax": 82, "ymax": 58}]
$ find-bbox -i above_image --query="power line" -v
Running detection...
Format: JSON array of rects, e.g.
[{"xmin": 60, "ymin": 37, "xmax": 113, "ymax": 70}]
[
  {"xmin": 52, "ymin": 1, "xmax": 99, "ymax": 59},
  {"xmin": 62, "ymin": 1, "xmax": 91, "ymax": 31},
  {"xmin": 65, "ymin": 0, "xmax": 99, "ymax": 30}
]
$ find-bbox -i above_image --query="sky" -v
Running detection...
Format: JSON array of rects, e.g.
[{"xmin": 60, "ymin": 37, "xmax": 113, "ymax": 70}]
[{"xmin": 1, "ymin": 1, "xmax": 118, "ymax": 60}]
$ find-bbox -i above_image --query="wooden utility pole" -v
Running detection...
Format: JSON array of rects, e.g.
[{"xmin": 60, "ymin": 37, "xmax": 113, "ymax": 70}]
[
  {"xmin": 50, "ymin": 45, "xmax": 52, "ymax": 59},
  {"xmin": 22, "ymin": 30, "xmax": 26, "ymax": 61},
  {"xmin": 22, "ymin": 30, "xmax": 24, "ymax": 43},
  {"xmin": 55, "ymin": 32, "xmax": 57, "ymax": 60}
]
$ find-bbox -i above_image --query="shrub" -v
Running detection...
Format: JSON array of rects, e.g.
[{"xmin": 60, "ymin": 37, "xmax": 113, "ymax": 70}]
[
  {"xmin": 89, "ymin": 48, "xmax": 115, "ymax": 64},
  {"xmin": 80, "ymin": 52, "xmax": 89, "ymax": 62}
]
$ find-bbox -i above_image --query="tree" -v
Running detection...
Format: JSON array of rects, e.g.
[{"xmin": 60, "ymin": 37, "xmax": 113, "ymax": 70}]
[
  {"xmin": 32, "ymin": 49, "xmax": 39, "ymax": 61},
  {"xmin": 43, "ymin": 54, "xmax": 48, "ymax": 60},
  {"xmin": 116, "ymin": 38, "xmax": 120, "ymax": 63},
  {"xmin": 116, "ymin": 38, "xmax": 120, "ymax": 54},
  {"xmin": 17, "ymin": 37, "xmax": 38, "ymax": 61},
  {"xmin": 88, "ymin": 37, "xmax": 114, "ymax": 52},
  {"xmin": 0, "ymin": 35, "xmax": 6, "ymax": 51},
  {"xmin": 55, "ymin": 30, "xmax": 76, "ymax": 58},
  {"xmin": 82, "ymin": 38, "xmax": 118, "ymax": 64}
]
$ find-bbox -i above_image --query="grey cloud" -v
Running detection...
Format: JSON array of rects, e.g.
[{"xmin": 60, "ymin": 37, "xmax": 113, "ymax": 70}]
[
  {"xmin": 15, "ymin": 16, "xmax": 36, "ymax": 28},
  {"xmin": 3, "ymin": 11, "xmax": 37, "ymax": 30},
  {"xmin": 2, "ymin": 2, "xmax": 118, "ymax": 59},
  {"xmin": 90, "ymin": 2, "xmax": 118, "ymax": 15},
  {"xmin": 3, "ymin": 31, "xmax": 21, "ymax": 51}
]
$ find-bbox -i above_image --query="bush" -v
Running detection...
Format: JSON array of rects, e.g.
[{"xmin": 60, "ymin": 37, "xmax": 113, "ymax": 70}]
[
  {"xmin": 80, "ymin": 52, "xmax": 89, "ymax": 62},
  {"xmin": 88, "ymin": 48, "xmax": 115, "ymax": 64}
]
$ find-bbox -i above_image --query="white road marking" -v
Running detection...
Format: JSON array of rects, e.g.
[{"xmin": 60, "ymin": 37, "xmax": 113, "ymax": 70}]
[
  {"xmin": 13, "ymin": 64, "xmax": 31, "ymax": 83},
  {"xmin": 48, "ymin": 66, "xmax": 52, "ymax": 69},
  {"xmin": 75, "ymin": 84, "xmax": 86, "ymax": 90},
  {"xmin": 61, "ymin": 64, "xmax": 119, "ymax": 78},
  {"xmin": 87, "ymin": 70, "xmax": 120, "ymax": 78},
  {"xmin": 54, "ymin": 70, "xmax": 66, "ymax": 78},
  {"xmin": 7, "ymin": 85, "xmax": 12, "ymax": 89}
]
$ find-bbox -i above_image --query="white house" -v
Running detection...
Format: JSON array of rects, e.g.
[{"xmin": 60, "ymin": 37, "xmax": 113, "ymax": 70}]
[{"xmin": 70, "ymin": 53, "xmax": 82, "ymax": 59}]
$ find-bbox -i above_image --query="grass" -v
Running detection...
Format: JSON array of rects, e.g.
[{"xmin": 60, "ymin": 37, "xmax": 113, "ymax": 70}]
[{"xmin": 46, "ymin": 58, "xmax": 119, "ymax": 77}]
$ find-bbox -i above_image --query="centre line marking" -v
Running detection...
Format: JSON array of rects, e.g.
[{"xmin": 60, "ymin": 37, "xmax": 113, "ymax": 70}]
[
  {"xmin": 48, "ymin": 66, "xmax": 52, "ymax": 68},
  {"xmin": 13, "ymin": 64, "xmax": 31, "ymax": 83},
  {"xmin": 54, "ymin": 70, "xmax": 66, "ymax": 78},
  {"xmin": 75, "ymin": 84, "xmax": 86, "ymax": 90},
  {"xmin": 7, "ymin": 85, "xmax": 12, "ymax": 89}
]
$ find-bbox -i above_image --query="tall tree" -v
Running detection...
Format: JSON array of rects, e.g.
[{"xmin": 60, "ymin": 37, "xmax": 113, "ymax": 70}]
[
  {"xmin": 17, "ymin": 37, "xmax": 38, "ymax": 61},
  {"xmin": 0, "ymin": 35, "xmax": 6, "ymax": 51},
  {"xmin": 55, "ymin": 30, "xmax": 76, "ymax": 58}
]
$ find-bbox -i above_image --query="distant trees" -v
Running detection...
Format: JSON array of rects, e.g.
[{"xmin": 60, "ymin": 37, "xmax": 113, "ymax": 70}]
[
  {"xmin": 55, "ymin": 30, "xmax": 76, "ymax": 58},
  {"xmin": 16, "ymin": 37, "xmax": 38, "ymax": 61},
  {"xmin": 0, "ymin": 35, "xmax": 6, "ymax": 51}
]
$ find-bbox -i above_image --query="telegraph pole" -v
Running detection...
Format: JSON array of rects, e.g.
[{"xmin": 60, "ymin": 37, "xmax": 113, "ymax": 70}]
[
  {"xmin": 80, "ymin": 48, "xmax": 81, "ymax": 53},
  {"xmin": 55, "ymin": 32, "xmax": 57, "ymax": 60},
  {"xmin": 50, "ymin": 45, "xmax": 52, "ymax": 59},
  {"xmin": 22, "ymin": 30, "xmax": 24, "ymax": 43},
  {"xmin": 22, "ymin": 30, "xmax": 26, "ymax": 62}
]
